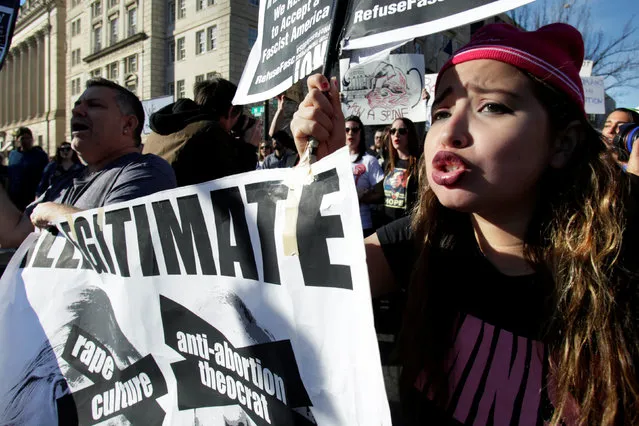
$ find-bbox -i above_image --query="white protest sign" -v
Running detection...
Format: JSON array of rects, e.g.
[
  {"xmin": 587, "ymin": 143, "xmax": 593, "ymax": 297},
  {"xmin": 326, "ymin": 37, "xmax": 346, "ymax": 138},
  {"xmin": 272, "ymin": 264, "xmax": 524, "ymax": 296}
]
[
  {"xmin": 340, "ymin": 53, "xmax": 428, "ymax": 125},
  {"xmin": 579, "ymin": 59, "xmax": 593, "ymax": 77},
  {"xmin": 582, "ymin": 76, "xmax": 605, "ymax": 114},
  {"xmin": 342, "ymin": 0, "xmax": 535, "ymax": 50},
  {"xmin": 0, "ymin": 148, "xmax": 391, "ymax": 425},
  {"xmin": 142, "ymin": 95, "xmax": 174, "ymax": 135}
]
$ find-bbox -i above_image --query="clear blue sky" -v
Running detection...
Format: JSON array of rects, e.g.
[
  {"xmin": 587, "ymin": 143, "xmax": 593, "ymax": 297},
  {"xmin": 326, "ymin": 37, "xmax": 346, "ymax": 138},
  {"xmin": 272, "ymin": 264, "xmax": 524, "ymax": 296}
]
[{"xmin": 515, "ymin": 0, "xmax": 639, "ymax": 109}]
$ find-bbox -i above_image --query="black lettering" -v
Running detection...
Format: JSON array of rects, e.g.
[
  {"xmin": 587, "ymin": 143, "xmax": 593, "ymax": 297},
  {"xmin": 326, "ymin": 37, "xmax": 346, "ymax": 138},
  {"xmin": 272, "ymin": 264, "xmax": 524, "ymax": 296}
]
[
  {"xmin": 245, "ymin": 181, "xmax": 289, "ymax": 284},
  {"xmin": 55, "ymin": 222, "xmax": 80, "ymax": 269},
  {"xmin": 210, "ymin": 187, "xmax": 258, "ymax": 280},
  {"xmin": 152, "ymin": 195, "xmax": 217, "ymax": 275},
  {"xmin": 31, "ymin": 230, "xmax": 57, "ymax": 268},
  {"xmin": 73, "ymin": 217, "xmax": 108, "ymax": 273},
  {"xmin": 104, "ymin": 208, "xmax": 132, "ymax": 277},
  {"xmin": 132, "ymin": 205, "xmax": 160, "ymax": 277},
  {"xmin": 93, "ymin": 214, "xmax": 115, "ymax": 274},
  {"xmin": 296, "ymin": 168, "xmax": 352, "ymax": 289}
]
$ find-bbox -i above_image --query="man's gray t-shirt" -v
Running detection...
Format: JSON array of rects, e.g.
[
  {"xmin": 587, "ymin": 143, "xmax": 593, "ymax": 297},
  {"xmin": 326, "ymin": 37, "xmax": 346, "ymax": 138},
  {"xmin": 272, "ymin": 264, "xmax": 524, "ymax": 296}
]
[{"xmin": 26, "ymin": 152, "xmax": 177, "ymax": 214}]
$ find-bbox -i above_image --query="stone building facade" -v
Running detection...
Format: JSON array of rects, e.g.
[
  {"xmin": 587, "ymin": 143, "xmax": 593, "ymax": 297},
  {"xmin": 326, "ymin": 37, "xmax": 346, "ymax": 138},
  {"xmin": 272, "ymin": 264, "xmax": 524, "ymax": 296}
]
[{"xmin": 0, "ymin": 0, "xmax": 66, "ymax": 157}]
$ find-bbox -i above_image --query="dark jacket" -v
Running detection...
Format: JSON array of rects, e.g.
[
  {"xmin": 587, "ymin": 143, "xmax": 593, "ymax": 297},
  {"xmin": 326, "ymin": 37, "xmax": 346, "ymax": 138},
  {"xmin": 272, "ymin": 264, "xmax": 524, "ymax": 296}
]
[{"xmin": 143, "ymin": 99, "xmax": 256, "ymax": 187}]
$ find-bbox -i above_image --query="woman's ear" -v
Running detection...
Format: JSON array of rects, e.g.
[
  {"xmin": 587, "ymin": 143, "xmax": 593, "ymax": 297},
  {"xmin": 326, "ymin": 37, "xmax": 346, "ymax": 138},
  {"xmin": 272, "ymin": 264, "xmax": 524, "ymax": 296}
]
[{"xmin": 549, "ymin": 120, "xmax": 581, "ymax": 169}]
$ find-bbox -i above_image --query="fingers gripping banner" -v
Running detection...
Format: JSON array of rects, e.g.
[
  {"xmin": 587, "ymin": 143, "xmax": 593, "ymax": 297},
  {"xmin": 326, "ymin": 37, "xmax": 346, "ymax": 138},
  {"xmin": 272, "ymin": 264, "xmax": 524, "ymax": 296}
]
[{"xmin": 0, "ymin": 148, "xmax": 392, "ymax": 425}]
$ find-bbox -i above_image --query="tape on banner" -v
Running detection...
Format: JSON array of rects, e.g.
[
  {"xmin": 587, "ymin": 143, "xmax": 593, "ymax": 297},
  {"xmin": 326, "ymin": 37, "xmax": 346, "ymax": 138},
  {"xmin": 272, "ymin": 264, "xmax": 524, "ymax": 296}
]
[{"xmin": 282, "ymin": 141, "xmax": 317, "ymax": 256}]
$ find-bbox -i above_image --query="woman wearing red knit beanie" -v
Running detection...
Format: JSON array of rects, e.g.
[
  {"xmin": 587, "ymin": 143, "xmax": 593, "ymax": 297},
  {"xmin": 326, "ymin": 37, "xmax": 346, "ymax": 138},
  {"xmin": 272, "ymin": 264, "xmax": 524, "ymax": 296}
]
[{"xmin": 291, "ymin": 23, "xmax": 639, "ymax": 425}]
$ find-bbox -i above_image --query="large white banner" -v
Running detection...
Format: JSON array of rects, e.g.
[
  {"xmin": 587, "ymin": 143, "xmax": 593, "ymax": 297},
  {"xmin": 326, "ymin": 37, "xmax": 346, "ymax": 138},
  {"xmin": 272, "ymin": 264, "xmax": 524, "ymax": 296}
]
[
  {"xmin": 340, "ymin": 53, "xmax": 428, "ymax": 125},
  {"xmin": 0, "ymin": 148, "xmax": 391, "ymax": 425}
]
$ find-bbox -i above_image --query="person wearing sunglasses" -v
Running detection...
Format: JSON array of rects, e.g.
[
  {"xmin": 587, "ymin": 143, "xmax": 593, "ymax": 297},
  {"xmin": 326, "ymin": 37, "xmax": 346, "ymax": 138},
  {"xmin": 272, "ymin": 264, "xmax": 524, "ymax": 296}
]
[
  {"xmin": 382, "ymin": 117, "xmax": 421, "ymax": 224},
  {"xmin": 35, "ymin": 142, "xmax": 85, "ymax": 198},
  {"xmin": 345, "ymin": 116, "xmax": 384, "ymax": 237},
  {"xmin": 256, "ymin": 141, "xmax": 273, "ymax": 169}
]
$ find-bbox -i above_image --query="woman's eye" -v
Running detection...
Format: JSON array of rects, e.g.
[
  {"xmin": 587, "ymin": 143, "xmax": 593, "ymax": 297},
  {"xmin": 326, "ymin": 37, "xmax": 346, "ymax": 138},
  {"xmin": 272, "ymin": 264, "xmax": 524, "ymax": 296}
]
[
  {"xmin": 432, "ymin": 110, "xmax": 450, "ymax": 122},
  {"xmin": 481, "ymin": 103, "xmax": 512, "ymax": 114}
]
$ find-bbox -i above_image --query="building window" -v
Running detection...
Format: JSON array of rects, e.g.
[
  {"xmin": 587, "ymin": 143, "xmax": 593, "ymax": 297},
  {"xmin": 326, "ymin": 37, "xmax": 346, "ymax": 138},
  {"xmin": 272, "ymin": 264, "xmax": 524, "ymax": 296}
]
[
  {"xmin": 71, "ymin": 48, "xmax": 82, "ymax": 66},
  {"xmin": 90, "ymin": 68, "xmax": 102, "ymax": 78},
  {"xmin": 176, "ymin": 37, "xmax": 185, "ymax": 60},
  {"xmin": 207, "ymin": 25, "xmax": 217, "ymax": 50},
  {"xmin": 195, "ymin": 30, "xmax": 205, "ymax": 55},
  {"xmin": 195, "ymin": 74, "xmax": 204, "ymax": 83},
  {"xmin": 125, "ymin": 54, "xmax": 138, "ymax": 73},
  {"xmin": 108, "ymin": 61, "xmax": 119, "ymax": 80},
  {"xmin": 249, "ymin": 0, "xmax": 258, "ymax": 5},
  {"xmin": 248, "ymin": 26, "xmax": 257, "ymax": 48},
  {"xmin": 71, "ymin": 77, "xmax": 82, "ymax": 95},
  {"xmin": 109, "ymin": 0, "xmax": 118, "ymax": 7},
  {"xmin": 127, "ymin": 7, "xmax": 137, "ymax": 37},
  {"xmin": 71, "ymin": 18, "xmax": 82, "ymax": 36},
  {"xmin": 93, "ymin": 26, "xmax": 102, "ymax": 52},
  {"xmin": 176, "ymin": 80, "xmax": 185, "ymax": 99},
  {"xmin": 168, "ymin": 0, "xmax": 175, "ymax": 23},
  {"xmin": 168, "ymin": 41, "xmax": 175, "ymax": 62},
  {"xmin": 206, "ymin": 71, "xmax": 218, "ymax": 80},
  {"xmin": 177, "ymin": 0, "xmax": 185, "ymax": 19},
  {"xmin": 195, "ymin": 0, "xmax": 204, "ymax": 11},
  {"xmin": 72, "ymin": 0, "xmax": 82, "ymax": 8},
  {"xmin": 109, "ymin": 17, "xmax": 119, "ymax": 45},
  {"xmin": 167, "ymin": 82, "xmax": 175, "ymax": 96},
  {"xmin": 91, "ymin": 0, "xmax": 102, "ymax": 18},
  {"xmin": 207, "ymin": 0, "xmax": 214, "ymax": 5}
]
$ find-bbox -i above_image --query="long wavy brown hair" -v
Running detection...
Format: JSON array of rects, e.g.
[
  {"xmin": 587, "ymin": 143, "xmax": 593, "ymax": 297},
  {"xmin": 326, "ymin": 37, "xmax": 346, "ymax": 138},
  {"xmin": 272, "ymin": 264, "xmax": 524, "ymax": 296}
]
[{"xmin": 399, "ymin": 74, "xmax": 639, "ymax": 425}]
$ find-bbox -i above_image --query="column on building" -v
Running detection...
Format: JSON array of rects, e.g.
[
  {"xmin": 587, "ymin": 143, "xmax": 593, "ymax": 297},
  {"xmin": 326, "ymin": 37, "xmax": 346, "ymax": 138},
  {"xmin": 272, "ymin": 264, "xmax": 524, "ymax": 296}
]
[
  {"xmin": 10, "ymin": 49, "xmax": 18, "ymax": 124},
  {"xmin": 28, "ymin": 37, "xmax": 37, "ymax": 118},
  {"xmin": 21, "ymin": 43, "xmax": 29, "ymax": 121},
  {"xmin": 15, "ymin": 45, "xmax": 23, "ymax": 124},
  {"xmin": 36, "ymin": 31, "xmax": 45, "ymax": 117},
  {"xmin": 0, "ymin": 54, "xmax": 9, "ymax": 126}
]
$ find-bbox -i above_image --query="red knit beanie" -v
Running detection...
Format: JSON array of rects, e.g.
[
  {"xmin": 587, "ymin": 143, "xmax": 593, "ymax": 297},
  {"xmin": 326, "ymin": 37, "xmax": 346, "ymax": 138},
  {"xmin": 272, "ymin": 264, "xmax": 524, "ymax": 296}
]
[{"xmin": 437, "ymin": 23, "xmax": 585, "ymax": 113}]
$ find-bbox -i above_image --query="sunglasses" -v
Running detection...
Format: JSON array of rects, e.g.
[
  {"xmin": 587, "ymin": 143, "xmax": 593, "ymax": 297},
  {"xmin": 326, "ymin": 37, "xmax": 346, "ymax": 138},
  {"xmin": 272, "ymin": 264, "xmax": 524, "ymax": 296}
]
[
  {"xmin": 345, "ymin": 126, "xmax": 360, "ymax": 133},
  {"xmin": 59, "ymin": 146, "xmax": 72, "ymax": 152},
  {"xmin": 389, "ymin": 127, "xmax": 408, "ymax": 136}
]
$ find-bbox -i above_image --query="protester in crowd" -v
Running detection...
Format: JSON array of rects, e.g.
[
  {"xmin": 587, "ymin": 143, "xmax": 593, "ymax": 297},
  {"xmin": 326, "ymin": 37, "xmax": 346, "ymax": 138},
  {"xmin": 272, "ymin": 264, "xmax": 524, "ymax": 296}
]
[
  {"xmin": 0, "ymin": 78, "xmax": 176, "ymax": 249},
  {"xmin": 256, "ymin": 140, "xmax": 273, "ymax": 169},
  {"xmin": 381, "ymin": 117, "xmax": 421, "ymax": 225},
  {"xmin": 7, "ymin": 127, "xmax": 49, "ymax": 211},
  {"xmin": 291, "ymin": 23, "xmax": 639, "ymax": 425},
  {"xmin": 345, "ymin": 116, "xmax": 384, "ymax": 236},
  {"xmin": 261, "ymin": 130, "xmax": 298, "ymax": 168},
  {"xmin": 143, "ymin": 78, "xmax": 257, "ymax": 186},
  {"xmin": 370, "ymin": 127, "xmax": 390, "ymax": 169},
  {"xmin": 35, "ymin": 142, "xmax": 85, "ymax": 197},
  {"xmin": 0, "ymin": 152, "xmax": 7, "ymax": 190},
  {"xmin": 268, "ymin": 92, "xmax": 298, "ymax": 140},
  {"xmin": 602, "ymin": 107, "xmax": 639, "ymax": 144}
]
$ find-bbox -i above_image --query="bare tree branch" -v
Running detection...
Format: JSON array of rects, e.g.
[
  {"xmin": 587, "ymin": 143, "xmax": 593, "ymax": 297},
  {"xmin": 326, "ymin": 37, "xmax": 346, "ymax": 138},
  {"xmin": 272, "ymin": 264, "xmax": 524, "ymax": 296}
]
[{"xmin": 508, "ymin": 0, "xmax": 639, "ymax": 94}]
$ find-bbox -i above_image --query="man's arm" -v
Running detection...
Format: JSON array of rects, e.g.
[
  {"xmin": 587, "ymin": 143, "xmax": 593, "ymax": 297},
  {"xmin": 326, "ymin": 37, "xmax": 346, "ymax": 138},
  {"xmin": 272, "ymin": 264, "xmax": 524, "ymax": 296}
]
[
  {"xmin": 30, "ymin": 202, "xmax": 82, "ymax": 229},
  {"xmin": 0, "ymin": 185, "xmax": 34, "ymax": 248},
  {"xmin": 268, "ymin": 94, "xmax": 287, "ymax": 138}
]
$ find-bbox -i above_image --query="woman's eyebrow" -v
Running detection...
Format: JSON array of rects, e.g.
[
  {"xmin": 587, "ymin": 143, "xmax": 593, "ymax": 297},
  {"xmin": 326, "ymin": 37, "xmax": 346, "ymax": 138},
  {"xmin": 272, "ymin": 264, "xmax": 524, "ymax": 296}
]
[{"xmin": 432, "ymin": 87, "xmax": 453, "ymax": 110}]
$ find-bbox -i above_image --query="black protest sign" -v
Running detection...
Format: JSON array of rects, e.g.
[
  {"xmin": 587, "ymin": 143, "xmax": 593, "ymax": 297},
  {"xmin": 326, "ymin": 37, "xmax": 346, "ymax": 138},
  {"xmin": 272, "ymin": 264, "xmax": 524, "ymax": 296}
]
[
  {"xmin": 234, "ymin": 0, "xmax": 335, "ymax": 104},
  {"xmin": 61, "ymin": 325, "xmax": 169, "ymax": 424},
  {"xmin": 342, "ymin": 0, "xmax": 534, "ymax": 50},
  {"xmin": 0, "ymin": 0, "xmax": 19, "ymax": 71},
  {"xmin": 161, "ymin": 296, "xmax": 316, "ymax": 426}
]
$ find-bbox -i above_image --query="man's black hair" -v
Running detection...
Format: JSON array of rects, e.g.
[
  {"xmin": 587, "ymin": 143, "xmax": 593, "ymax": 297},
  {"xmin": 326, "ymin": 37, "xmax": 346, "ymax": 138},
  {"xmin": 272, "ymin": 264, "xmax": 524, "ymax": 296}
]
[{"xmin": 85, "ymin": 78, "xmax": 145, "ymax": 146}]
